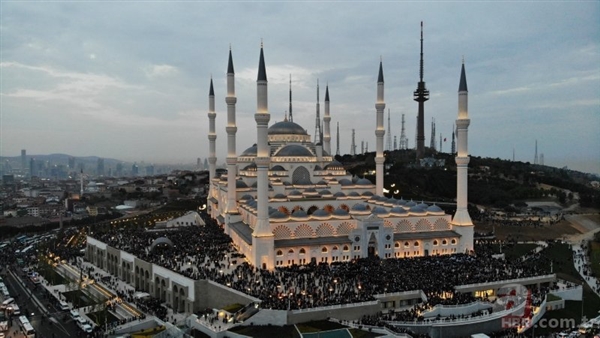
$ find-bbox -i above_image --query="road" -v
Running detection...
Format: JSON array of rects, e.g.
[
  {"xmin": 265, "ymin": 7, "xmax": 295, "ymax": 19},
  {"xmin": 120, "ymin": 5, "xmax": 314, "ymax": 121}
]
[{"xmin": 2, "ymin": 268, "xmax": 83, "ymax": 338}]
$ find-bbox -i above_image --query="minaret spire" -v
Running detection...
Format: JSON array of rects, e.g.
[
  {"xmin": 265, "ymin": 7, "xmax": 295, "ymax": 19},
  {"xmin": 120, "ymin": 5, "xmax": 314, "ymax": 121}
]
[
  {"xmin": 288, "ymin": 74, "xmax": 293, "ymax": 122},
  {"xmin": 336, "ymin": 122, "xmax": 340, "ymax": 156},
  {"xmin": 375, "ymin": 59, "xmax": 386, "ymax": 195},
  {"xmin": 414, "ymin": 21, "xmax": 429, "ymax": 160},
  {"xmin": 314, "ymin": 80, "xmax": 322, "ymax": 144},
  {"xmin": 323, "ymin": 84, "xmax": 331, "ymax": 155}
]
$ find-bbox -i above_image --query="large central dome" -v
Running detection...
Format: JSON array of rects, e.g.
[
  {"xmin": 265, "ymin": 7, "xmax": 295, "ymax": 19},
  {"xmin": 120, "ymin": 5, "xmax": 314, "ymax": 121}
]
[{"xmin": 268, "ymin": 121, "xmax": 307, "ymax": 136}]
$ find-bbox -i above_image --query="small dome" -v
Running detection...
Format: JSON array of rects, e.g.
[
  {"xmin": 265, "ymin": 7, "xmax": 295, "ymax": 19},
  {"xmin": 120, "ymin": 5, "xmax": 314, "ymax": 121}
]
[
  {"xmin": 273, "ymin": 193, "xmax": 287, "ymax": 199},
  {"xmin": 347, "ymin": 191, "xmax": 360, "ymax": 197},
  {"xmin": 316, "ymin": 180, "xmax": 328, "ymax": 186},
  {"xmin": 283, "ymin": 181, "xmax": 292, "ymax": 186},
  {"xmin": 351, "ymin": 203, "xmax": 368, "ymax": 211},
  {"xmin": 369, "ymin": 194, "xmax": 381, "ymax": 202},
  {"xmin": 270, "ymin": 210, "xmax": 289, "ymax": 220},
  {"xmin": 427, "ymin": 204, "xmax": 444, "ymax": 215},
  {"xmin": 289, "ymin": 190, "xmax": 302, "ymax": 196},
  {"xmin": 324, "ymin": 161, "xmax": 344, "ymax": 171},
  {"xmin": 409, "ymin": 206, "xmax": 426, "ymax": 216},
  {"xmin": 405, "ymin": 200, "xmax": 417, "ymax": 207},
  {"xmin": 333, "ymin": 192, "xmax": 346, "ymax": 198},
  {"xmin": 319, "ymin": 190, "xmax": 332, "ymax": 195},
  {"xmin": 339, "ymin": 178, "xmax": 353, "ymax": 186},
  {"xmin": 396, "ymin": 198, "xmax": 407, "ymax": 205},
  {"xmin": 371, "ymin": 207, "xmax": 389, "ymax": 217},
  {"xmin": 304, "ymin": 188, "xmax": 317, "ymax": 193},
  {"xmin": 275, "ymin": 145, "xmax": 314, "ymax": 157},
  {"xmin": 356, "ymin": 178, "xmax": 372, "ymax": 185},
  {"xmin": 240, "ymin": 194, "xmax": 254, "ymax": 201},
  {"xmin": 314, "ymin": 165, "xmax": 323, "ymax": 171},
  {"xmin": 247, "ymin": 200, "xmax": 257, "ymax": 208},
  {"xmin": 312, "ymin": 209, "xmax": 330, "ymax": 217},
  {"xmin": 361, "ymin": 191, "xmax": 374, "ymax": 197},
  {"xmin": 390, "ymin": 206, "xmax": 408, "ymax": 216},
  {"xmin": 268, "ymin": 121, "xmax": 308, "ymax": 135},
  {"xmin": 417, "ymin": 201, "xmax": 429, "ymax": 209},
  {"xmin": 295, "ymin": 178, "xmax": 313, "ymax": 186},
  {"xmin": 240, "ymin": 144, "xmax": 257, "ymax": 156},
  {"xmin": 291, "ymin": 209, "xmax": 308, "ymax": 218},
  {"xmin": 333, "ymin": 208, "xmax": 349, "ymax": 216},
  {"xmin": 236, "ymin": 180, "xmax": 248, "ymax": 188},
  {"xmin": 268, "ymin": 206, "xmax": 277, "ymax": 214},
  {"xmin": 352, "ymin": 176, "xmax": 359, "ymax": 183},
  {"xmin": 270, "ymin": 165, "xmax": 286, "ymax": 171}
]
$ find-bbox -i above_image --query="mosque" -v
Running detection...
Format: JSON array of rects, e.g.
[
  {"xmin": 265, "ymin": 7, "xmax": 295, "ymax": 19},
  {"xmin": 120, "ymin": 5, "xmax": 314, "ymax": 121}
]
[{"xmin": 207, "ymin": 44, "xmax": 474, "ymax": 271}]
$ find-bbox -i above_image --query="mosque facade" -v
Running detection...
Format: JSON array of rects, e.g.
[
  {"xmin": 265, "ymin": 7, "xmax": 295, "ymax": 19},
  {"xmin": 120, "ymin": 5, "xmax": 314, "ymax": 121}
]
[{"xmin": 207, "ymin": 46, "xmax": 474, "ymax": 270}]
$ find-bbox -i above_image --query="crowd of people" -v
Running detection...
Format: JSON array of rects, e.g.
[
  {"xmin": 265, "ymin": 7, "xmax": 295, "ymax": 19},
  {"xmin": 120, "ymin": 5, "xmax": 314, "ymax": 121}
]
[{"xmin": 85, "ymin": 211, "xmax": 552, "ymax": 313}]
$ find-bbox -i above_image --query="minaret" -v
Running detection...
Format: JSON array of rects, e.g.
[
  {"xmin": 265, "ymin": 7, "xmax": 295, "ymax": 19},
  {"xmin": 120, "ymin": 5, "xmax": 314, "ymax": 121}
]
[
  {"xmin": 375, "ymin": 59, "xmax": 386, "ymax": 195},
  {"xmin": 323, "ymin": 85, "xmax": 331, "ymax": 155},
  {"xmin": 288, "ymin": 75, "xmax": 293, "ymax": 122},
  {"xmin": 208, "ymin": 78, "xmax": 217, "ymax": 196},
  {"xmin": 225, "ymin": 49, "xmax": 238, "ymax": 214},
  {"xmin": 414, "ymin": 21, "xmax": 429, "ymax": 160},
  {"xmin": 336, "ymin": 122, "xmax": 340, "ymax": 156},
  {"xmin": 314, "ymin": 80, "xmax": 322, "ymax": 144},
  {"xmin": 534, "ymin": 140, "xmax": 538, "ymax": 165},
  {"xmin": 351, "ymin": 129, "xmax": 356, "ymax": 156},
  {"xmin": 386, "ymin": 109, "xmax": 392, "ymax": 151},
  {"xmin": 430, "ymin": 118, "xmax": 436, "ymax": 150},
  {"xmin": 439, "ymin": 133, "xmax": 442, "ymax": 153},
  {"xmin": 253, "ymin": 43, "xmax": 274, "ymax": 269},
  {"xmin": 452, "ymin": 60, "xmax": 474, "ymax": 253},
  {"xmin": 451, "ymin": 124, "xmax": 456, "ymax": 155}
]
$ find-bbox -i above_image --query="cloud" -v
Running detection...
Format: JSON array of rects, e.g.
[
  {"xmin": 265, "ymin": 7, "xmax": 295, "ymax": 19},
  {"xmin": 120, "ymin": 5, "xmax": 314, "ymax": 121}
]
[{"xmin": 144, "ymin": 64, "xmax": 179, "ymax": 78}]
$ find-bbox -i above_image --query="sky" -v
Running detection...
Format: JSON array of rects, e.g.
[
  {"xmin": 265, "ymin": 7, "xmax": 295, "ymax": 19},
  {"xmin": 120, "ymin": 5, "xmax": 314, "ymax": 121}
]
[{"xmin": 1, "ymin": 1, "xmax": 599, "ymax": 175}]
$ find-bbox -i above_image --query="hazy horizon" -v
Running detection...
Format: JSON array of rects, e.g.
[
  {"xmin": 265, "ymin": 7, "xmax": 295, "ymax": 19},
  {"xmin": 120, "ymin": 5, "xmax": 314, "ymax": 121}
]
[{"xmin": 2, "ymin": 2, "xmax": 599, "ymax": 175}]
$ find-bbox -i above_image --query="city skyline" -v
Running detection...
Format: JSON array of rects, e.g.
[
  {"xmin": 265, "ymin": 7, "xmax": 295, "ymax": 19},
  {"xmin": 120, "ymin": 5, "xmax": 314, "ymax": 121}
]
[{"xmin": 1, "ymin": 2, "xmax": 599, "ymax": 174}]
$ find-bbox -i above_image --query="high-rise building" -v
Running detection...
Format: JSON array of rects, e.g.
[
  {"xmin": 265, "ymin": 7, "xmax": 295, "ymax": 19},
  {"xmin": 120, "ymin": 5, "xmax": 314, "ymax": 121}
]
[
  {"xmin": 97, "ymin": 158, "xmax": 105, "ymax": 176},
  {"xmin": 21, "ymin": 149, "xmax": 26, "ymax": 172}
]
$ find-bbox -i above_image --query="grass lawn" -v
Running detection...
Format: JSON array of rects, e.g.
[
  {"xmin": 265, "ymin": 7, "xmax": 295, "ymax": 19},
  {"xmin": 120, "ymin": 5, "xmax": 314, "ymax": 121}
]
[
  {"xmin": 348, "ymin": 329, "xmax": 384, "ymax": 338},
  {"xmin": 87, "ymin": 309, "xmax": 120, "ymax": 327},
  {"xmin": 62, "ymin": 289, "xmax": 98, "ymax": 308},
  {"xmin": 296, "ymin": 320, "xmax": 347, "ymax": 333},
  {"xmin": 526, "ymin": 301, "xmax": 582, "ymax": 335}
]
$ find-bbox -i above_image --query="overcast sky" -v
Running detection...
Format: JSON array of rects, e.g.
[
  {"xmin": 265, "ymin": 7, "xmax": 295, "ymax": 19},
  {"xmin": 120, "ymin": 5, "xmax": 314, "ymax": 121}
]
[{"xmin": 1, "ymin": 1, "xmax": 599, "ymax": 174}]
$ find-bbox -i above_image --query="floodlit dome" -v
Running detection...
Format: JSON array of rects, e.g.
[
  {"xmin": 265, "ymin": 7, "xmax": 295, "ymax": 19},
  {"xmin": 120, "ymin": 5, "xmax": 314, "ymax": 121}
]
[
  {"xmin": 427, "ymin": 204, "xmax": 445, "ymax": 215},
  {"xmin": 347, "ymin": 191, "xmax": 360, "ymax": 197},
  {"xmin": 361, "ymin": 191, "xmax": 374, "ymax": 197},
  {"xmin": 270, "ymin": 210, "xmax": 289, "ymax": 220},
  {"xmin": 291, "ymin": 209, "xmax": 309, "ymax": 220},
  {"xmin": 396, "ymin": 198, "xmax": 407, "ymax": 205},
  {"xmin": 268, "ymin": 121, "xmax": 308, "ymax": 135},
  {"xmin": 369, "ymin": 194, "xmax": 381, "ymax": 202},
  {"xmin": 417, "ymin": 201, "xmax": 429, "ymax": 209},
  {"xmin": 273, "ymin": 193, "xmax": 287, "ymax": 199},
  {"xmin": 318, "ymin": 190, "xmax": 332, "ymax": 196},
  {"xmin": 351, "ymin": 203, "xmax": 368, "ymax": 211},
  {"xmin": 236, "ymin": 180, "xmax": 248, "ymax": 188},
  {"xmin": 270, "ymin": 165, "xmax": 286, "ymax": 171},
  {"xmin": 274, "ymin": 145, "xmax": 314, "ymax": 157},
  {"xmin": 240, "ymin": 144, "xmax": 258, "ymax": 156},
  {"xmin": 333, "ymin": 208, "xmax": 349, "ymax": 216},
  {"xmin": 405, "ymin": 200, "xmax": 417, "ymax": 207},
  {"xmin": 409, "ymin": 206, "xmax": 426, "ymax": 216},
  {"xmin": 333, "ymin": 192, "xmax": 346, "ymax": 198},
  {"xmin": 312, "ymin": 209, "xmax": 330, "ymax": 217}
]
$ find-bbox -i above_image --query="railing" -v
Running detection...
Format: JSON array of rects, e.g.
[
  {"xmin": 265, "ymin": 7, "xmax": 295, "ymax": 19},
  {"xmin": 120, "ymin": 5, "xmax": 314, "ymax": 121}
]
[
  {"xmin": 291, "ymin": 300, "xmax": 379, "ymax": 314},
  {"xmin": 455, "ymin": 274, "xmax": 556, "ymax": 289}
]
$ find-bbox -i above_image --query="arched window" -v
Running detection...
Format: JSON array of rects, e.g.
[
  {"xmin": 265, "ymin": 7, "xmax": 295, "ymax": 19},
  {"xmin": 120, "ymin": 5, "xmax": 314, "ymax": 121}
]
[
  {"xmin": 276, "ymin": 250, "xmax": 283, "ymax": 256},
  {"xmin": 433, "ymin": 240, "xmax": 439, "ymax": 246},
  {"xmin": 394, "ymin": 242, "xmax": 400, "ymax": 248},
  {"xmin": 321, "ymin": 247, "xmax": 328, "ymax": 253},
  {"xmin": 442, "ymin": 239, "xmax": 448, "ymax": 245},
  {"xmin": 332, "ymin": 246, "xmax": 339, "ymax": 251},
  {"xmin": 299, "ymin": 248, "xmax": 306, "ymax": 255},
  {"xmin": 451, "ymin": 239, "xmax": 457, "ymax": 245},
  {"xmin": 288, "ymin": 249, "xmax": 294, "ymax": 254},
  {"xmin": 343, "ymin": 245, "xmax": 349, "ymax": 251},
  {"xmin": 414, "ymin": 241, "xmax": 420, "ymax": 247},
  {"xmin": 404, "ymin": 241, "xmax": 410, "ymax": 247}
]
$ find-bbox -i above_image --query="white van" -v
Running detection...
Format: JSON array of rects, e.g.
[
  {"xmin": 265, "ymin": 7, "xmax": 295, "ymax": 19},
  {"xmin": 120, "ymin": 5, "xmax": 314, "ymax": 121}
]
[
  {"xmin": 59, "ymin": 300, "xmax": 70, "ymax": 311},
  {"xmin": 1, "ymin": 298, "xmax": 14, "ymax": 307},
  {"xmin": 69, "ymin": 310, "xmax": 80, "ymax": 320},
  {"xmin": 7, "ymin": 304, "xmax": 20, "ymax": 315}
]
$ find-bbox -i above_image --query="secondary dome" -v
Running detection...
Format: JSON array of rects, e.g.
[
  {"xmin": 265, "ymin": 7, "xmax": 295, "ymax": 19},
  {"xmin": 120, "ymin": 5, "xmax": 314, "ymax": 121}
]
[
  {"xmin": 268, "ymin": 121, "xmax": 308, "ymax": 135},
  {"xmin": 274, "ymin": 145, "xmax": 314, "ymax": 157},
  {"xmin": 240, "ymin": 144, "xmax": 257, "ymax": 156}
]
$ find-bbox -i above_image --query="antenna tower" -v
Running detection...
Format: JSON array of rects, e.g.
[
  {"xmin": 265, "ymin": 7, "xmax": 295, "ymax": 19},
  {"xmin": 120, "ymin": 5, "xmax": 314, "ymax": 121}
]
[
  {"xmin": 430, "ymin": 118, "xmax": 436, "ymax": 150},
  {"xmin": 534, "ymin": 140, "xmax": 538, "ymax": 165},
  {"xmin": 399, "ymin": 113, "xmax": 408, "ymax": 149},
  {"xmin": 393, "ymin": 136, "xmax": 397, "ymax": 150},
  {"xmin": 414, "ymin": 21, "xmax": 429, "ymax": 159},
  {"xmin": 386, "ymin": 109, "xmax": 392, "ymax": 151},
  {"xmin": 451, "ymin": 125, "xmax": 456, "ymax": 154}
]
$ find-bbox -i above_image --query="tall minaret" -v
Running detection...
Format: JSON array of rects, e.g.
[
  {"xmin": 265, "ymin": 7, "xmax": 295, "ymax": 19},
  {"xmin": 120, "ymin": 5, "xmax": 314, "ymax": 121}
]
[
  {"xmin": 225, "ymin": 48, "xmax": 238, "ymax": 214},
  {"xmin": 208, "ymin": 77, "xmax": 217, "ymax": 196},
  {"xmin": 351, "ymin": 129, "xmax": 356, "ymax": 156},
  {"xmin": 430, "ymin": 118, "xmax": 436, "ymax": 150},
  {"xmin": 534, "ymin": 140, "xmax": 538, "ymax": 165},
  {"xmin": 314, "ymin": 81, "xmax": 322, "ymax": 144},
  {"xmin": 336, "ymin": 122, "xmax": 340, "ymax": 156},
  {"xmin": 323, "ymin": 85, "xmax": 331, "ymax": 155},
  {"xmin": 288, "ymin": 75, "xmax": 293, "ymax": 122},
  {"xmin": 375, "ymin": 59, "xmax": 386, "ymax": 195},
  {"xmin": 452, "ymin": 60, "xmax": 474, "ymax": 253},
  {"xmin": 400, "ymin": 114, "xmax": 407, "ymax": 150},
  {"xmin": 252, "ymin": 43, "xmax": 274, "ymax": 269},
  {"xmin": 414, "ymin": 21, "xmax": 429, "ymax": 160}
]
